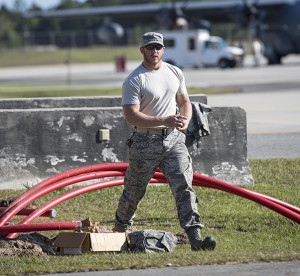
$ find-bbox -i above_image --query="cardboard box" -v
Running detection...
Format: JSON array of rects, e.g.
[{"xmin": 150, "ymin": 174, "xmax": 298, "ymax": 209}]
[{"xmin": 53, "ymin": 232, "xmax": 128, "ymax": 255}]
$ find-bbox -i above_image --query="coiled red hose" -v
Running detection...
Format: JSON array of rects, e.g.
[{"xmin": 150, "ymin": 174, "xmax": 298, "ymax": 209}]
[
  {"xmin": 1, "ymin": 163, "xmax": 299, "ymax": 239},
  {"xmin": 0, "ymin": 171, "xmax": 126, "ymax": 227},
  {"xmin": 7, "ymin": 177, "xmax": 166, "ymax": 238},
  {"xmin": 0, "ymin": 163, "xmax": 128, "ymax": 221}
]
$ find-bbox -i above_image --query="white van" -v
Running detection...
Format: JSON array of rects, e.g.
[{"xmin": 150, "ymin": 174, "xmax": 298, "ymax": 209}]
[{"xmin": 161, "ymin": 29, "xmax": 244, "ymax": 69}]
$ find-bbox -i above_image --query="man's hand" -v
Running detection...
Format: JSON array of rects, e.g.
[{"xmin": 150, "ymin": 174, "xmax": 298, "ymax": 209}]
[
  {"xmin": 176, "ymin": 92, "xmax": 192, "ymax": 132},
  {"xmin": 164, "ymin": 113, "xmax": 189, "ymax": 132}
]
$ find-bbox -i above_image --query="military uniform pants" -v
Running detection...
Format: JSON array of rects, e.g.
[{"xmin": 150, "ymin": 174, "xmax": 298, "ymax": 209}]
[{"xmin": 115, "ymin": 129, "xmax": 204, "ymax": 230}]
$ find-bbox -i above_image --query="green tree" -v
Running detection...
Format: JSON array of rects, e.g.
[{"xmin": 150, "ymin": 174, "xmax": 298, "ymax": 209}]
[{"xmin": 0, "ymin": 7, "xmax": 22, "ymax": 48}]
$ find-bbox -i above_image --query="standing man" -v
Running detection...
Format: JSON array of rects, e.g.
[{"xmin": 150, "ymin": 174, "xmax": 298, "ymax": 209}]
[
  {"xmin": 114, "ymin": 32, "xmax": 216, "ymax": 251},
  {"xmin": 252, "ymin": 38, "xmax": 264, "ymax": 67}
]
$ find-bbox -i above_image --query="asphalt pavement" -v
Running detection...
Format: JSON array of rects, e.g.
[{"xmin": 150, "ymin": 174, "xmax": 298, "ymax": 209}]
[
  {"xmin": 44, "ymin": 260, "xmax": 300, "ymax": 276},
  {"xmin": 207, "ymin": 90, "xmax": 300, "ymax": 159}
]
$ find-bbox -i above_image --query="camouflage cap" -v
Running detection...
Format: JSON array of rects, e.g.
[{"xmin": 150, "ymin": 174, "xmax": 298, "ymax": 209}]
[{"xmin": 141, "ymin": 32, "xmax": 164, "ymax": 47}]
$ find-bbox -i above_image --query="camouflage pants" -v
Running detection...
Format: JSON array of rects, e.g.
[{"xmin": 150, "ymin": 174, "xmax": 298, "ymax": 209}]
[{"xmin": 115, "ymin": 129, "xmax": 204, "ymax": 230}]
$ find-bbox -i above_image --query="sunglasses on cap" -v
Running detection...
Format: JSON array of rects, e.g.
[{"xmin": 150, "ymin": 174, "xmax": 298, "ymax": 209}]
[{"xmin": 144, "ymin": 44, "xmax": 164, "ymax": 50}]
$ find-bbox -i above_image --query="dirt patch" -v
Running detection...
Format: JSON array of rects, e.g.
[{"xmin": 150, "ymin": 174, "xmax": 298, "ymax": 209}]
[
  {"xmin": 175, "ymin": 232, "xmax": 189, "ymax": 245},
  {"xmin": 0, "ymin": 232, "xmax": 56, "ymax": 257}
]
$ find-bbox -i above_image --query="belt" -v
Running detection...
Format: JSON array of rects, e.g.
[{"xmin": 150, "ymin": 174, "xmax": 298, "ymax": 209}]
[{"xmin": 135, "ymin": 127, "xmax": 174, "ymax": 136}]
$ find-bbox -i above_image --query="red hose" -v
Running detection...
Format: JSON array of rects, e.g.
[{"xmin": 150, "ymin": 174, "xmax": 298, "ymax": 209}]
[
  {"xmin": 7, "ymin": 177, "xmax": 166, "ymax": 238},
  {"xmin": 0, "ymin": 207, "xmax": 56, "ymax": 218},
  {"xmin": 2, "ymin": 163, "xmax": 299, "ymax": 239},
  {"xmin": 0, "ymin": 221, "xmax": 81, "ymax": 234},
  {"xmin": 0, "ymin": 163, "xmax": 128, "ymax": 220},
  {"xmin": 192, "ymin": 175, "xmax": 300, "ymax": 224},
  {"xmin": 0, "ymin": 171, "xmax": 126, "ymax": 227},
  {"xmin": 241, "ymin": 189, "xmax": 300, "ymax": 214}
]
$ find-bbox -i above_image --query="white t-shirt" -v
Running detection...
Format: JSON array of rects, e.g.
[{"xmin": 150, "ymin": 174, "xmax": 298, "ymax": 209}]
[{"xmin": 122, "ymin": 62, "xmax": 187, "ymax": 121}]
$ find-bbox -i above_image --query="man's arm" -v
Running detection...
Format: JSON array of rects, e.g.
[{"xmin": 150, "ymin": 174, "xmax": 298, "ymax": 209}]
[
  {"xmin": 176, "ymin": 92, "xmax": 192, "ymax": 132},
  {"xmin": 123, "ymin": 104, "xmax": 188, "ymax": 129}
]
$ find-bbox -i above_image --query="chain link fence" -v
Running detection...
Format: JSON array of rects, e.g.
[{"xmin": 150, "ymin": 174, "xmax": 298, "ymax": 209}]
[{"xmin": 2, "ymin": 24, "xmax": 248, "ymax": 51}]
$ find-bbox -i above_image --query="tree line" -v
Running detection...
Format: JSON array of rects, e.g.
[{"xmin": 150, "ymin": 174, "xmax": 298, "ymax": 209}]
[
  {"xmin": 0, "ymin": 0, "xmax": 181, "ymax": 48},
  {"xmin": 0, "ymin": 0, "xmax": 245, "ymax": 49}
]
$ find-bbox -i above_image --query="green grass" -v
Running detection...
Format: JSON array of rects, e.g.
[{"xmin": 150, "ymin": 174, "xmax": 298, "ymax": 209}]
[
  {"xmin": 0, "ymin": 85, "xmax": 240, "ymax": 98},
  {"xmin": 0, "ymin": 87, "xmax": 122, "ymax": 98},
  {"xmin": 0, "ymin": 159, "xmax": 299, "ymax": 274},
  {"xmin": 0, "ymin": 46, "xmax": 140, "ymax": 68}
]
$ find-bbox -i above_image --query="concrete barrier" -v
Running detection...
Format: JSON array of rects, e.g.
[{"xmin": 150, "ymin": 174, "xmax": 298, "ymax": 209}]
[{"xmin": 0, "ymin": 95, "xmax": 253, "ymax": 189}]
